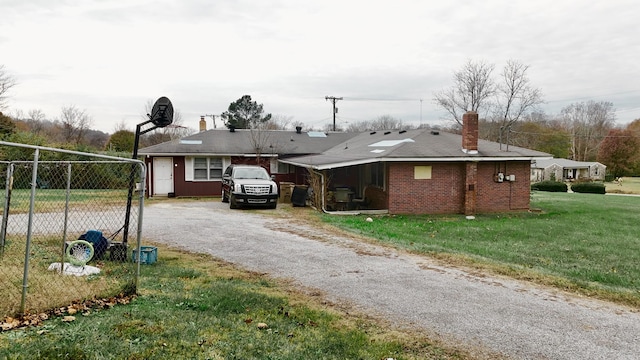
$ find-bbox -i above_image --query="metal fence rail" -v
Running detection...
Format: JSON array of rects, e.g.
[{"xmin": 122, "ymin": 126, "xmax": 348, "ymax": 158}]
[{"xmin": 0, "ymin": 141, "xmax": 145, "ymax": 317}]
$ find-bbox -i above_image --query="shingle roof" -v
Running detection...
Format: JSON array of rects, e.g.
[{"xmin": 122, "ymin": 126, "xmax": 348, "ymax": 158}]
[
  {"xmin": 281, "ymin": 128, "xmax": 552, "ymax": 169},
  {"xmin": 139, "ymin": 127, "xmax": 552, "ymax": 170},
  {"xmin": 138, "ymin": 129, "xmax": 357, "ymax": 156},
  {"xmin": 532, "ymin": 158, "xmax": 604, "ymax": 169}
]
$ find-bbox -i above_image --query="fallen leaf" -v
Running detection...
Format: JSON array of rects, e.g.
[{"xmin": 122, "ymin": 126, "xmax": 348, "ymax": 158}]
[{"xmin": 62, "ymin": 316, "xmax": 76, "ymax": 322}]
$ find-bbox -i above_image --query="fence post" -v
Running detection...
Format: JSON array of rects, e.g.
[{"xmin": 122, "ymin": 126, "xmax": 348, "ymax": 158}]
[
  {"xmin": 20, "ymin": 149, "xmax": 40, "ymax": 314},
  {"xmin": 59, "ymin": 163, "xmax": 72, "ymax": 274},
  {"xmin": 1, "ymin": 163, "xmax": 13, "ymax": 256},
  {"xmin": 134, "ymin": 163, "xmax": 146, "ymax": 289}
]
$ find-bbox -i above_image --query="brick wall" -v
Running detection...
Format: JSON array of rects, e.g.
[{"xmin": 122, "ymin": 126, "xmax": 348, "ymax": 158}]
[
  {"xmin": 387, "ymin": 160, "xmax": 531, "ymax": 215},
  {"xmin": 388, "ymin": 162, "xmax": 465, "ymax": 214},
  {"xmin": 476, "ymin": 161, "xmax": 531, "ymax": 212}
]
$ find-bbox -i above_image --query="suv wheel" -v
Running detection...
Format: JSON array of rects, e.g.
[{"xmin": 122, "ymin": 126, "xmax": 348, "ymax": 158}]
[{"xmin": 229, "ymin": 194, "xmax": 239, "ymax": 209}]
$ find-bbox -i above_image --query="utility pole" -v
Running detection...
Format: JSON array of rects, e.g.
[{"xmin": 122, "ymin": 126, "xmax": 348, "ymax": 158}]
[
  {"xmin": 204, "ymin": 114, "xmax": 218, "ymax": 129},
  {"xmin": 325, "ymin": 96, "xmax": 343, "ymax": 131}
]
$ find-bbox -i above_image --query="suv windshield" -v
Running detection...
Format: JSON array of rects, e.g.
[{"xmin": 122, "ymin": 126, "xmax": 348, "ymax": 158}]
[{"xmin": 234, "ymin": 168, "xmax": 270, "ymax": 180}]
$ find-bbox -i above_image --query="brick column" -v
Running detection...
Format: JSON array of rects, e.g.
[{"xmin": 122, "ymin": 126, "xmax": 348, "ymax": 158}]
[
  {"xmin": 464, "ymin": 162, "xmax": 478, "ymax": 215},
  {"xmin": 462, "ymin": 111, "xmax": 478, "ymax": 153}
]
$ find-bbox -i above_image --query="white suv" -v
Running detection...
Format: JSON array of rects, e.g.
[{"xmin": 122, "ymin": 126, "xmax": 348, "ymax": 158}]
[{"xmin": 221, "ymin": 165, "xmax": 278, "ymax": 209}]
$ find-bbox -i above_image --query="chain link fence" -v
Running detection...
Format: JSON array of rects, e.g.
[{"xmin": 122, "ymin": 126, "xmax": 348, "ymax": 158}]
[{"xmin": 0, "ymin": 141, "xmax": 145, "ymax": 317}]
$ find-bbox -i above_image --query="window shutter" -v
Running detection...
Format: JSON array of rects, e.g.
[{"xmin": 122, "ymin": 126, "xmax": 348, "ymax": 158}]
[{"xmin": 185, "ymin": 157, "xmax": 194, "ymax": 181}]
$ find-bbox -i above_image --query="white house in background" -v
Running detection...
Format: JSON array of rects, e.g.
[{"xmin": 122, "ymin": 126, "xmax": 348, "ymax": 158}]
[{"xmin": 531, "ymin": 159, "xmax": 606, "ymax": 182}]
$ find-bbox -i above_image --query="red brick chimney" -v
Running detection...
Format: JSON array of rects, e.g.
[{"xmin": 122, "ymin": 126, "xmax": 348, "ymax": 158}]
[
  {"xmin": 462, "ymin": 111, "xmax": 478, "ymax": 154},
  {"xmin": 199, "ymin": 116, "xmax": 207, "ymax": 132}
]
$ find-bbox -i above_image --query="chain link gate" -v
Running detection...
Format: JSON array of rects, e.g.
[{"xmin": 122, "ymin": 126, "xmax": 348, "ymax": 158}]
[{"xmin": 0, "ymin": 141, "xmax": 145, "ymax": 317}]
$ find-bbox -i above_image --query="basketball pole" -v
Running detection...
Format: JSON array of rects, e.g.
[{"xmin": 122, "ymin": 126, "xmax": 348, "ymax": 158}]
[{"xmin": 122, "ymin": 100, "xmax": 172, "ymax": 253}]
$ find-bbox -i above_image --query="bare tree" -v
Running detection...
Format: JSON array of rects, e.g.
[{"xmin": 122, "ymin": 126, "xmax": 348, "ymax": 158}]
[
  {"xmin": 263, "ymin": 114, "xmax": 293, "ymax": 130},
  {"xmin": 249, "ymin": 120, "xmax": 284, "ymax": 167},
  {"xmin": 561, "ymin": 101, "xmax": 615, "ymax": 161},
  {"xmin": 433, "ymin": 59, "xmax": 496, "ymax": 126},
  {"xmin": 27, "ymin": 109, "xmax": 46, "ymax": 135},
  {"xmin": 113, "ymin": 119, "xmax": 130, "ymax": 133},
  {"xmin": 0, "ymin": 65, "xmax": 17, "ymax": 110},
  {"xmin": 346, "ymin": 115, "xmax": 407, "ymax": 132},
  {"xmin": 59, "ymin": 105, "xmax": 93, "ymax": 144},
  {"xmin": 322, "ymin": 123, "xmax": 343, "ymax": 132},
  {"xmin": 494, "ymin": 60, "xmax": 544, "ymax": 132},
  {"xmin": 291, "ymin": 120, "xmax": 305, "ymax": 131}
]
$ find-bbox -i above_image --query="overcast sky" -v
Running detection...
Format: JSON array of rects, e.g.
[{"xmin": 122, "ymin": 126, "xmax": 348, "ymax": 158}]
[{"xmin": 1, "ymin": 0, "xmax": 639, "ymax": 133}]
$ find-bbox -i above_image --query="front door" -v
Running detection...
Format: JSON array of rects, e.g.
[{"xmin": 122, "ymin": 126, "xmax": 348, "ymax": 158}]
[{"xmin": 153, "ymin": 157, "xmax": 174, "ymax": 196}]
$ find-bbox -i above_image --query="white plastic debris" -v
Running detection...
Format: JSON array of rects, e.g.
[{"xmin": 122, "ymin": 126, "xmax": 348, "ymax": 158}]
[
  {"xmin": 48, "ymin": 262, "xmax": 101, "ymax": 276},
  {"xmin": 365, "ymin": 217, "xmax": 373, "ymax": 222}
]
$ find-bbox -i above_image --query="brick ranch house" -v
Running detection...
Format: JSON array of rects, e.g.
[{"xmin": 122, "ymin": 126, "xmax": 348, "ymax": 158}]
[{"xmin": 139, "ymin": 112, "xmax": 551, "ymax": 215}]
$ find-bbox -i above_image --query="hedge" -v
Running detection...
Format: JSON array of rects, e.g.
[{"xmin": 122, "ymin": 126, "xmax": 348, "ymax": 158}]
[
  {"xmin": 570, "ymin": 182, "xmax": 606, "ymax": 194},
  {"xmin": 531, "ymin": 180, "xmax": 568, "ymax": 192}
]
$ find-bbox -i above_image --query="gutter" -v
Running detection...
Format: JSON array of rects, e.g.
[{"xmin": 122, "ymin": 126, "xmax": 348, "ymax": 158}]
[{"xmin": 281, "ymin": 156, "xmax": 553, "ymax": 171}]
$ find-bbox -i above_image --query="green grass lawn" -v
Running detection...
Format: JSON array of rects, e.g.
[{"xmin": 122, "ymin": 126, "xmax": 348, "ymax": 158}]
[
  {"xmin": 0, "ymin": 247, "xmax": 470, "ymax": 360},
  {"xmin": 321, "ymin": 191, "xmax": 640, "ymax": 306}
]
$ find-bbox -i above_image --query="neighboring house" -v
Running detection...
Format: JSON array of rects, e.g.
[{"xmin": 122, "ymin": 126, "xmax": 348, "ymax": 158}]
[
  {"xmin": 139, "ymin": 112, "xmax": 551, "ymax": 215},
  {"xmin": 530, "ymin": 159, "xmax": 606, "ymax": 183}
]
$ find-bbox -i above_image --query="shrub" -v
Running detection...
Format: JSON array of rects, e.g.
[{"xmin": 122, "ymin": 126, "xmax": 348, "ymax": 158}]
[
  {"xmin": 571, "ymin": 182, "xmax": 606, "ymax": 194},
  {"xmin": 531, "ymin": 180, "xmax": 568, "ymax": 192}
]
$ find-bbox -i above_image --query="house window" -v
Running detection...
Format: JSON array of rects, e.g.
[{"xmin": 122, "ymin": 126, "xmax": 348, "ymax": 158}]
[
  {"xmin": 194, "ymin": 157, "xmax": 223, "ymax": 180},
  {"xmin": 277, "ymin": 162, "xmax": 289, "ymax": 174},
  {"xmin": 414, "ymin": 166, "xmax": 432, "ymax": 179},
  {"xmin": 369, "ymin": 163, "xmax": 385, "ymax": 188},
  {"xmin": 270, "ymin": 158, "xmax": 294, "ymax": 174}
]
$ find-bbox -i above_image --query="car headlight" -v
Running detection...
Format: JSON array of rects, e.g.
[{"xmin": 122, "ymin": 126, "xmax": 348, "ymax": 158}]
[{"xmin": 234, "ymin": 184, "xmax": 242, "ymax": 192}]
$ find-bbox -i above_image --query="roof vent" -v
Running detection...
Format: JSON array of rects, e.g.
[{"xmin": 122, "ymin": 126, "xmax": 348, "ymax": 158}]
[
  {"xmin": 229, "ymin": 125, "xmax": 236, "ymax": 133},
  {"xmin": 431, "ymin": 130, "xmax": 439, "ymax": 135},
  {"xmin": 384, "ymin": 131, "xmax": 391, "ymax": 135},
  {"xmin": 399, "ymin": 130, "xmax": 406, "ymax": 134},
  {"xmin": 296, "ymin": 126, "xmax": 302, "ymax": 134},
  {"xmin": 370, "ymin": 131, "xmax": 377, "ymax": 135}
]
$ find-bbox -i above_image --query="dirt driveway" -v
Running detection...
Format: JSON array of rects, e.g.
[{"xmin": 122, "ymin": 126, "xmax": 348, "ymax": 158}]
[{"xmin": 142, "ymin": 200, "xmax": 640, "ymax": 359}]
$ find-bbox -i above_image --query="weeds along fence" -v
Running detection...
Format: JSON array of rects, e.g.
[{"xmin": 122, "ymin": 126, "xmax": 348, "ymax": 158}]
[{"xmin": 0, "ymin": 141, "xmax": 146, "ymax": 317}]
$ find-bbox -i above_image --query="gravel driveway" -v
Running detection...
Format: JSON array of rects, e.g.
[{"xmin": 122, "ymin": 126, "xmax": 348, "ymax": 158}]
[{"xmin": 142, "ymin": 200, "xmax": 640, "ymax": 360}]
